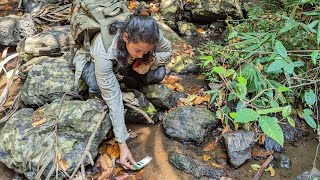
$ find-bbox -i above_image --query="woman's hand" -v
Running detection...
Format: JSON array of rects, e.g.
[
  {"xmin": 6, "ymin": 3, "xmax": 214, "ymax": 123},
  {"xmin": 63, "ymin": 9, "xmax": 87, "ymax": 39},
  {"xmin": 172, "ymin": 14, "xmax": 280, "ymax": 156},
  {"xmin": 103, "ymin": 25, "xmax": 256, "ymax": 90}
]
[
  {"xmin": 133, "ymin": 58, "xmax": 156, "ymax": 75},
  {"xmin": 119, "ymin": 142, "xmax": 136, "ymax": 170}
]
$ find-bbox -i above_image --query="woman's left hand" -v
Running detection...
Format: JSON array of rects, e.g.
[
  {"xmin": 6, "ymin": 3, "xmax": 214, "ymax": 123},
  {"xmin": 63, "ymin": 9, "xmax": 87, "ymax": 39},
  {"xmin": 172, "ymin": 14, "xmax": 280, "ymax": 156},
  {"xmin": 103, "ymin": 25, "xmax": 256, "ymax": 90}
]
[{"xmin": 133, "ymin": 58, "xmax": 155, "ymax": 75}]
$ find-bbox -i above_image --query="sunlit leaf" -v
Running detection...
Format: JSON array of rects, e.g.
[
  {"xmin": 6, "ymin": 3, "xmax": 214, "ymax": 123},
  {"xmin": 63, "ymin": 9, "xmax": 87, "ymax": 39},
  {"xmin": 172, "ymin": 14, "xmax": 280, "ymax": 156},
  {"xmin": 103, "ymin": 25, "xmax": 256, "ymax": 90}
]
[
  {"xmin": 199, "ymin": 56, "xmax": 213, "ymax": 61},
  {"xmin": 287, "ymin": 117, "xmax": 295, "ymax": 127},
  {"xmin": 251, "ymin": 164, "xmax": 261, "ymax": 171},
  {"xmin": 203, "ymin": 154, "xmax": 212, "ymax": 161},
  {"xmin": 257, "ymin": 107, "xmax": 283, "ymax": 114},
  {"xmin": 267, "ymin": 59, "xmax": 287, "ymax": 73},
  {"xmin": 235, "ymin": 83, "xmax": 247, "ymax": 99},
  {"xmin": 275, "ymin": 40, "xmax": 288, "ymax": 58},
  {"xmin": 278, "ymin": 86, "xmax": 290, "ymax": 93},
  {"xmin": 210, "ymin": 162, "xmax": 224, "ymax": 168},
  {"xmin": 173, "ymin": 83, "xmax": 185, "ymax": 92},
  {"xmin": 225, "ymin": 69, "xmax": 235, "ymax": 78},
  {"xmin": 311, "ymin": 51, "xmax": 319, "ymax": 65},
  {"xmin": 282, "ymin": 105, "xmax": 291, "ymax": 117},
  {"xmin": 303, "ymin": 109, "xmax": 317, "ymax": 129},
  {"xmin": 229, "ymin": 112, "xmax": 237, "ymax": 119},
  {"xmin": 237, "ymin": 76, "xmax": 247, "ymax": 85},
  {"xmin": 304, "ymin": 89, "xmax": 316, "ymax": 105},
  {"xmin": 258, "ymin": 116, "xmax": 284, "ymax": 146},
  {"xmin": 235, "ymin": 108, "xmax": 259, "ymax": 123},
  {"xmin": 212, "ymin": 66, "xmax": 225, "ymax": 75},
  {"xmin": 279, "ymin": 17, "xmax": 298, "ymax": 34},
  {"xmin": 58, "ymin": 151, "xmax": 69, "ymax": 171}
]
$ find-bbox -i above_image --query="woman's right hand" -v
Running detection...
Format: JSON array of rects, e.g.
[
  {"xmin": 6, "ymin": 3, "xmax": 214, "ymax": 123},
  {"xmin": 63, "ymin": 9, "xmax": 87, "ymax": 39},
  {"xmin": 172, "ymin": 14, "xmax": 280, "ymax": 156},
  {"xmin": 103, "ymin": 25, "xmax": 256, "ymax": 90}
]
[{"xmin": 119, "ymin": 142, "xmax": 137, "ymax": 170}]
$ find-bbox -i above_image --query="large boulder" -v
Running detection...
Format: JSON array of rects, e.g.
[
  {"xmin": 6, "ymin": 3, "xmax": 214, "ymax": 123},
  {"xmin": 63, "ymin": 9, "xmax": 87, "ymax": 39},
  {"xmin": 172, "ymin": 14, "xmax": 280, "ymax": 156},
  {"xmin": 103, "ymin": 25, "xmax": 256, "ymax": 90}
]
[
  {"xmin": 159, "ymin": 0, "xmax": 179, "ymax": 30},
  {"xmin": 20, "ymin": 56, "xmax": 82, "ymax": 106},
  {"xmin": 20, "ymin": 25, "xmax": 74, "ymax": 57},
  {"xmin": 222, "ymin": 130, "xmax": 255, "ymax": 167},
  {"xmin": 163, "ymin": 106, "xmax": 218, "ymax": 144},
  {"xmin": 0, "ymin": 99, "xmax": 110, "ymax": 179},
  {"xmin": 0, "ymin": 14, "xmax": 36, "ymax": 46},
  {"xmin": 169, "ymin": 152, "xmax": 226, "ymax": 178},
  {"xmin": 190, "ymin": 0, "xmax": 243, "ymax": 21}
]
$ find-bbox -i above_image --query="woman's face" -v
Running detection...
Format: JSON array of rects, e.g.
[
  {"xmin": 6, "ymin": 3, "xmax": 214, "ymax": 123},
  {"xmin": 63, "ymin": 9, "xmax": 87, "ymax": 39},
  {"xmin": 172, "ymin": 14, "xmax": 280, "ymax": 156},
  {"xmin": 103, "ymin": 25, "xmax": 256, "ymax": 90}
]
[{"xmin": 123, "ymin": 32, "xmax": 155, "ymax": 59}]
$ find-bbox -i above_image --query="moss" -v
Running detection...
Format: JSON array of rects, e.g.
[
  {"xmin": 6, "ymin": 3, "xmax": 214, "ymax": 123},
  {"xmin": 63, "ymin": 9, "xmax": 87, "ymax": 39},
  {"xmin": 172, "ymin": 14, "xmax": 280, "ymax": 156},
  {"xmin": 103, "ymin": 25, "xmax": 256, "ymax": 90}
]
[{"xmin": 144, "ymin": 104, "xmax": 157, "ymax": 117}]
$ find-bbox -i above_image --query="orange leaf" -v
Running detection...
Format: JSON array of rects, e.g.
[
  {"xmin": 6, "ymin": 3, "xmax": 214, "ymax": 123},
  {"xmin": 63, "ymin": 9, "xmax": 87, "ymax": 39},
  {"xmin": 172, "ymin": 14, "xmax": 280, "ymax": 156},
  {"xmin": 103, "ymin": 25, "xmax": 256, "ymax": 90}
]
[
  {"xmin": 203, "ymin": 154, "xmax": 212, "ymax": 161},
  {"xmin": 114, "ymin": 167, "xmax": 124, "ymax": 175},
  {"xmin": 221, "ymin": 125, "xmax": 231, "ymax": 134},
  {"xmin": 258, "ymin": 134, "xmax": 266, "ymax": 145},
  {"xmin": 210, "ymin": 162, "xmax": 224, "ymax": 168},
  {"xmin": 128, "ymin": 1, "xmax": 137, "ymax": 12},
  {"xmin": 165, "ymin": 83, "xmax": 176, "ymax": 91},
  {"xmin": 202, "ymin": 94, "xmax": 211, "ymax": 102},
  {"xmin": 173, "ymin": 83, "xmax": 185, "ymax": 92},
  {"xmin": 203, "ymin": 138, "xmax": 219, "ymax": 151},
  {"xmin": 265, "ymin": 165, "xmax": 275, "ymax": 176},
  {"xmin": 100, "ymin": 154, "xmax": 113, "ymax": 170},
  {"xmin": 58, "ymin": 151, "xmax": 69, "ymax": 171},
  {"xmin": 164, "ymin": 75, "xmax": 180, "ymax": 84},
  {"xmin": 193, "ymin": 96, "xmax": 205, "ymax": 105},
  {"xmin": 31, "ymin": 118, "xmax": 46, "ymax": 127},
  {"xmin": 196, "ymin": 28, "xmax": 206, "ymax": 34},
  {"xmin": 106, "ymin": 143, "xmax": 120, "ymax": 159},
  {"xmin": 252, "ymin": 146, "xmax": 273, "ymax": 158},
  {"xmin": 116, "ymin": 172, "xmax": 130, "ymax": 180}
]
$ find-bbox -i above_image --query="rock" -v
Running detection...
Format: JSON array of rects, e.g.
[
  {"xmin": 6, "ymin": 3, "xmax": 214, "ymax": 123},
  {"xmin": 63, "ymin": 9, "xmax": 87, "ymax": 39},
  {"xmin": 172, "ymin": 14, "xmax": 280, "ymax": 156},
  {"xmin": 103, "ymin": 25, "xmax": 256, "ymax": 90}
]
[
  {"xmin": 0, "ymin": 99, "xmax": 110, "ymax": 179},
  {"xmin": 20, "ymin": 25, "xmax": 74, "ymax": 57},
  {"xmin": 167, "ymin": 55, "xmax": 200, "ymax": 74},
  {"xmin": 124, "ymin": 90, "xmax": 157, "ymax": 124},
  {"xmin": 141, "ymin": 84, "xmax": 184, "ymax": 109},
  {"xmin": 19, "ymin": 0, "xmax": 66, "ymax": 13},
  {"xmin": 190, "ymin": 0, "xmax": 243, "ymax": 22},
  {"xmin": 159, "ymin": 0, "xmax": 179, "ymax": 30},
  {"xmin": 177, "ymin": 21, "xmax": 196, "ymax": 36},
  {"xmin": 20, "ymin": 56, "xmax": 83, "ymax": 106},
  {"xmin": 169, "ymin": 152, "xmax": 225, "ymax": 178},
  {"xmin": 295, "ymin": 168, "xmax": 320, "ymax": 180},
  {"xmin": 264, "ymin": 136, "xmax": 282, "ymax": 152},
  {"xmin": 274, "ymin": 153, "xmax": 291, "ymax": 169},
  {"xmin": 163, "ymin": 106, "xmax": 218, "ymax": 144},
  {"xmin": 0, "ymin": 14, "xmax": 36, "ymax": 46},
  {"xmin": 280, "ymin": 119, "xmax": 303, "ymax": 143},
  {"xmin": 222, "ymin": 130, "xmax": 255, "ymax": 167}
]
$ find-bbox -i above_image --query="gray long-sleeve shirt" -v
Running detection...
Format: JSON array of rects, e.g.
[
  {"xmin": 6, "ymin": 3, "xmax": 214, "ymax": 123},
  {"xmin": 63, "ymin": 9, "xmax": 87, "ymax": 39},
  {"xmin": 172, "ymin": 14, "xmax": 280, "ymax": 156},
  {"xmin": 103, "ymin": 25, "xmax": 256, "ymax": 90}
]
[{"xmin": 89, "ymin": 31, "xmax": 171, "ymax": 143}]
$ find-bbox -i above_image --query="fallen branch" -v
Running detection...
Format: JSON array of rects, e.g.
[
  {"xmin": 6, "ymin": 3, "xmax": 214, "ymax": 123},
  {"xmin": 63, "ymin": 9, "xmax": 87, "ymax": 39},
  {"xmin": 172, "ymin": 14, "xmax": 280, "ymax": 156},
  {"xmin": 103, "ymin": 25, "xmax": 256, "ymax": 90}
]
[
  {"xmin": 124, "ymin": 103, "xmax": 154, "ymax": 124},
  {"xmin": 253, "ymin": 155, "xmax": 274, "ymax": 180}
]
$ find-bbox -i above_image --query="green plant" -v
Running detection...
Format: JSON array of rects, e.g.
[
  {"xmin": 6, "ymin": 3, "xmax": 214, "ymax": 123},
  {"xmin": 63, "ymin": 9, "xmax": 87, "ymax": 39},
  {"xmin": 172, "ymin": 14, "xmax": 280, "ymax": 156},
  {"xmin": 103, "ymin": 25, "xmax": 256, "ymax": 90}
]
[{"xmin": 198, "ymin": 1, "xmax": 320, "ymax": 146}]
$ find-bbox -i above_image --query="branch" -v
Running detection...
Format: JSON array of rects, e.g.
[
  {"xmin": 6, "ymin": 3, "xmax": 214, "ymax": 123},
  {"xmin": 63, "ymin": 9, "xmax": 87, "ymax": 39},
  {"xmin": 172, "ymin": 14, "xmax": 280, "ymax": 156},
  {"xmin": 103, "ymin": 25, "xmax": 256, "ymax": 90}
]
[{"xmin": 253, "ymin": 155, "xmax": 274, "ymax": 180}]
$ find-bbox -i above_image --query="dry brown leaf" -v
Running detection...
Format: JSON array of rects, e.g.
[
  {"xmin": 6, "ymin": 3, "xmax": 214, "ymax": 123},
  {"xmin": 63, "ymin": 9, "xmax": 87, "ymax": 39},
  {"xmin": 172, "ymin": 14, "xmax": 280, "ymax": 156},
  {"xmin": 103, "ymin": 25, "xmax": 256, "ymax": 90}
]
[
  {"xmin": 114, "ymin": 167, "xmax": 124, "ymax": 175},
  {"xmin": 258, "ymin": 134, "xmax": 266, "ymax": 145},
  {"xmin": 31, "ymin": 119, "xmax": 47, "ymax": 127},
  {"xmin": 203, "ymin": 154, "xmax": 212, "ymax": 161},
  {"xmin": 149, "ymin": 3, "xmax": 159, "ymax": 13},
  {"xmin": 128, "ymin": 1, "xmax": 137, "ymax": 12},
  {"xmin": 221, "ymin": 125, "xmax": 231, "ymax": 134},
  {"xmin": 193, "ymin": 96, "xmax": 205, "ymax": 105},
  {"xmin": 58, "ymin": 151, "xmax": 69, "ymax": 171},
  {"xmin": 202, "ymin": 94, "xmax": 211, "ymax": 102},
  {"xmin": 173, "ymin": 83, "xmax": 185, "ymax": 92},
  {"xmin": 164, "ymin": 75, "xmax": 180, "ymax": 84},
  {"xmin": 210, "ymin": 162, "xmax": 224, "ymax": 168},
  {"xmin": 196, "ymin": 28, "xmax": 206, "ymax": 34},
  {"xmin": 203, "ymin": 138, "xmax": 219, "ymax": 151},
  {"xmin": 100, "ymin": 154, "xmax": 113, "ymax": 170},
  {"xmin": 197, "ymin": 74, "xmax": 206, "ymax": 80},
  {"xmin": 107, "ymin": 143, "xmax": 120, "ymax": 159},
  {"xmin": 252, "ymin": 146, "xmax": 273, "ymax": 158},
  {"xmin": 258, "ymin": 63, "xmax": 264, "ymax": 72},
  {"xmin": 165, "ymin": 83, "xmax": 176, "ymax": 91},
  {"xmin": 265, "ymin": 165, "xmax": 275, "ymax": 176}
]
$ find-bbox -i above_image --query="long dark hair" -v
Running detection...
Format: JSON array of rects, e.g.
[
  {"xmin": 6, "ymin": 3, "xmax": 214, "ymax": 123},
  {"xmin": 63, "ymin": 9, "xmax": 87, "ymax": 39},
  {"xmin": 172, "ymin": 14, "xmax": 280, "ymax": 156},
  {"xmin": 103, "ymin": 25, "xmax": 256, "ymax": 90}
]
[{"xmin": 109, "ymin": 9, "xmax": 160, "ymax": 72}]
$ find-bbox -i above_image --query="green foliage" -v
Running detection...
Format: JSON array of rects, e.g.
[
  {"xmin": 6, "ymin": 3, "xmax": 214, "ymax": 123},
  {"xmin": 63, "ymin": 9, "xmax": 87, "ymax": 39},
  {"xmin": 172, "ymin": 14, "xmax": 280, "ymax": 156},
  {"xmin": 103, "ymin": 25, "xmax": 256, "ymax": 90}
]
[{"xmin": 198, "ymin": 1, "xmax": 320, "ymax": 146}]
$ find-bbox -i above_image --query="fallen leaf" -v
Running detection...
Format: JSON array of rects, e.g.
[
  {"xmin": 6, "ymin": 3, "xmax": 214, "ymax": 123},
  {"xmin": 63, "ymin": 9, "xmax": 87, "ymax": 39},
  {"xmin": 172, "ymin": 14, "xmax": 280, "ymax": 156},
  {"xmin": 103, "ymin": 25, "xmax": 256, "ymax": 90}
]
[
  {"xmin": 203, "ymin": 138, "xmax": 219, "ymax": 151},
  {"xmin": 197, "ymin": 74, "xmax": 206, "ymax": 80},
  {"xmin": 114, "ymin": 167, "xmax": 124, "ymax": 175},
  {"xmin": 100, "ymin": 154, "xmax": 113, "ymax": 170},
  {"xmin": 149, "ymin": 3, "xmax": 159, "ymax": 13},
  {"xmin": 31, "ymin": 119, "xmax": 47, "ymax": 127},
  {"xmin": 107, "ymin": 143, "xmax": 120, "ymax": 159},
  {"xmin": 164, "ymin": 75, "xmax": 180, "ymax": 84},
  {"xmin": 203, "ymin": 154, "xmax": 212, "ymax": 161},
  {"xmin": 258, "ymin": 134, "xmax": 266, "ymax": 145},
  {"xmin": 221, "ymin": 125, "xmax": 231, "ymax": 134},
  {"xmin": 265, "ymin": 165, "xmax": 275, "ymax": 176},
  {"xmin": 252, "ymin": 145, "xmax": 273, "ymax": 158},
  {"xmin": 193, "ymin": 96, "xmax": 205, "ymax": 105},
  {"xmin": 128, "ymin": 1, "xmax": 137, "ymax": 12},
  {"xmin": 173, "ymin": 83, "xmax": 185, "ymax": 92},
  {"xmin": 250, "ymin": 164, "xmax": 261, "ymax": 171},
  {"xmin": 258, "ymin": 63, "xmax": 264, "ymax": 71},
  {"xmin": 164, "ymin": 83, "xmax": 176, "ymax": 91},
  {"xmin": 116, "ymin": 172, "xmax": 130, "ymax": 180},
  {"xmin": 179, "ymin": 94, "xmax": 197, "ymax": 105},
  {"xmin": 210, "ymin": 162, "xmax": 224, "ymax": 168},
  {"xmin": 58, "ymin": 151, "xmax": 69, "ymax": 171},
  {"xmin": 196, "ymin": 28, "xmax": 206, "ymax": 34},
  {"xmin": 202, "ymin": 94, "xmax": 211, "ymax": 102}
]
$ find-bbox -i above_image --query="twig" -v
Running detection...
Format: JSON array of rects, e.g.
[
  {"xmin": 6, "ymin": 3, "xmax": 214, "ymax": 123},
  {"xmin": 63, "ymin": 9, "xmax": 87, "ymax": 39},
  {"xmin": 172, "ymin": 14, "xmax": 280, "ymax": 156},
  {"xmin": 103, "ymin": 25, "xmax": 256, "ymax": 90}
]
[
  {"xmin": 124, "ymin": 103, "xmax": 155, "ymax": 124},
  {"xmin": 253, "ymin": 155, "xmax": 274, "ymax": 180},
  {"xmin": 70, "ymin": 111, "xmax": 108, "ymax": 178}
]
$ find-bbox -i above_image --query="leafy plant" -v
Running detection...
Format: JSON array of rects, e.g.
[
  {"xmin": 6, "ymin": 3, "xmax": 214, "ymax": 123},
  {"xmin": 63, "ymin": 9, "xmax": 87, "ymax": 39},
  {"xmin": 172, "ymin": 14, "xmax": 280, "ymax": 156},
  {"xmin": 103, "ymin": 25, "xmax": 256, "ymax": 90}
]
[{"xmin": 198, "ymin": 1, "xmax": 320, "ymax": 146}]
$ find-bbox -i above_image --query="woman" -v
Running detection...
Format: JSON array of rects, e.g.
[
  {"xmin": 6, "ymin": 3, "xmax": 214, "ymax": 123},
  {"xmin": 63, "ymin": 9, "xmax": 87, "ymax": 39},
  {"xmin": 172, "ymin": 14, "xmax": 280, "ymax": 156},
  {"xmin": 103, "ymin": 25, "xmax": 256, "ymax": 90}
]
[{"xmin": 78, "ymin": 9, "xmax": 171, "ymax": 170}]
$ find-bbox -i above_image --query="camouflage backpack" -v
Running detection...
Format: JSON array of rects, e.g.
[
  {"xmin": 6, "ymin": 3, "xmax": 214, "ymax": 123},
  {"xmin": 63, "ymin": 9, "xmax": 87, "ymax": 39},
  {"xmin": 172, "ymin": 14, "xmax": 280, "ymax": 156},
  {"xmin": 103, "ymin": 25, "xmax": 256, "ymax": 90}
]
[{"xmin": 70, "ymin": 0, "xmax": 129, "ymax": 51}]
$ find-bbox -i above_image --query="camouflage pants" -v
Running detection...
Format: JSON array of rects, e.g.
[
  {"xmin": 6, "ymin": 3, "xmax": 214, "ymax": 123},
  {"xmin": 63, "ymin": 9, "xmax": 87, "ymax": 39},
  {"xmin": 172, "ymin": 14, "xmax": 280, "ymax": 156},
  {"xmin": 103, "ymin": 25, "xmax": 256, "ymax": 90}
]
[{"xmin": 81, "ymin": 61, "xmax": 166, "ymax": 95}]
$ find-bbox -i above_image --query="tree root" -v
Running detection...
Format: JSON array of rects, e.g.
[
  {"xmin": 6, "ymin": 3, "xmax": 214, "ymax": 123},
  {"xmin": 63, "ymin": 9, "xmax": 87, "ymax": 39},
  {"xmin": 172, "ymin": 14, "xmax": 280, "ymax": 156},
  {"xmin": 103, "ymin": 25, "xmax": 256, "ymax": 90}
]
[{"xmin": 124, "ymin": 103, "xmax": 155, "ymax": 124}]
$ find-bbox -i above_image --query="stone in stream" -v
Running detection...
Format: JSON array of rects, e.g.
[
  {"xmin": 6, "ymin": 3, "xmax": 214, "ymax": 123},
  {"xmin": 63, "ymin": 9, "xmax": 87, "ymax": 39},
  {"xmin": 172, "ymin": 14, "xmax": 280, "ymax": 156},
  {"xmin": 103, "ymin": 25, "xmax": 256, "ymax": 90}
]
[
  {"xmin": 124, "ymin": 89, "xmax": 158, "ymax": 124},
  {"xmin": 273, "ymin": 153, "xmax": 291, "ymax": 169},
  {"xmin": 169, "ymin": 152, "xmax": 226, "ymax": 179},
  {"xmin": 176, "ymin": 21, "xmax": 196, "ymax": 37},
  {"xmin": 162, "ymin": 106, "xmax": 218, "ymax": 144},
  {"xmin": 295, "ymin": 168, "xmax": 320, "ymax": 180},
  {"xmin": 141, "ymin": 84, "xmax": 187, "ymax": 109},
  {"xmin": 20, "ymin": 56, "xmax": 85, "ymax": 107},
  {"xmin": 264, "ymin": 136, "xmax": 283, "ymax": 152},
  {"xmin": 0, "ymin": 14, "xmax": 36, "ymax": 46},
  {"xmin": 222, "ymin": 130, "xmax": 255, "ymax": 167},
  {"xmin": 0, "ymin": 99, "xmax": 110, "ymax": 179},
  {"xmin": 18, "ymin": 25, "xmax": 74, "ymax": 58}
]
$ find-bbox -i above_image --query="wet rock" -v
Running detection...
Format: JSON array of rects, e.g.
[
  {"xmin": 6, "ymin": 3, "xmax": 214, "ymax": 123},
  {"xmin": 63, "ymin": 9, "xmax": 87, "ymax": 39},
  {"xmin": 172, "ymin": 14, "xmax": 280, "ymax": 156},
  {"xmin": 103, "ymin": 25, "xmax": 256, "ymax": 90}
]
[
  {"xmin": 264, "ymin": 136, "xmax": 282, "ymax": 152},
  {"xmin": 141, "ymin": 84, "xmax": 185, "ymax": 109},
  {"xmin": 160, "ymin": 0, "xmax": 179, "ymax": 30},
  {"xmin": 190, "ymin": 0, "xmax": 243, "ymax": 22},
  {"xmin": 295, "ymin": 168, "xmax": 320, "ymax": 180},
  {"xmin": 222, "ymin": 130, "xmax": 255, "ymax": 167},
  {"xmin": 125, "ymin": 90, "xmax": 157, "ymax": 124},
  {"xmin": 20, "ymin": 56, "xmax": 83, "ymax": 106},
  {"xmin": 167, "ymin": 55, "xmax": 200, "ymax": 74},
  {"xmin": 280, "ymin": 119, "xmax": 303, "ymax": 143},
  {"xmin": 169, "ymin": 152, "xmax": 225, "ymax": 178},
  {"xmin": 177, "ymin": 21, "xmax": 196, "ymax": 36},
  {"xmin": 0, "ymin": 14, "xmax": 36, "ymax": 46},
  {"xmin": 163, "ymin": 106, "xmax": 218, "ymax": 144},
  {"xmin": 0, "ymin": 99, "xmax": 110, "ymax": 179},
  {"xmin": 274, "ymin": 153, "xmax": 291, "ymax": 169},
  {"xmin": 20, "ymin": 25, "xmax": 74, "ymax": 57}
]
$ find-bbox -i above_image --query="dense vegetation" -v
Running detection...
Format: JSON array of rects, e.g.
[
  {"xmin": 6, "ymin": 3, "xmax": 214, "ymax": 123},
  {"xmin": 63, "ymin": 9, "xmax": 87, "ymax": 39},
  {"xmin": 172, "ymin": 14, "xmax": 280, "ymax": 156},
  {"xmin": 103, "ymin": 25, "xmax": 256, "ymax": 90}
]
[{"xmin": 198, "ymin": 0, "xmax": 320, "ymax": 146}]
